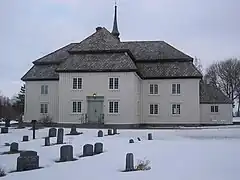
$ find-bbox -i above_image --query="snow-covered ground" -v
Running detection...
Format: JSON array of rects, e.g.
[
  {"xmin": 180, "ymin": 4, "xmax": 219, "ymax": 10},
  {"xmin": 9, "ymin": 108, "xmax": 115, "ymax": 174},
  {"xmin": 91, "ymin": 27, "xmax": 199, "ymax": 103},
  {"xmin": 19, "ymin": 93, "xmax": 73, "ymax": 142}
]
[
  {"xmin": 233, "ymin": 117, "xmax": 240, "ymax": 122},
  {"xmin": 1, "ymin": 127, "xmax": 240, "ymax": 180}
]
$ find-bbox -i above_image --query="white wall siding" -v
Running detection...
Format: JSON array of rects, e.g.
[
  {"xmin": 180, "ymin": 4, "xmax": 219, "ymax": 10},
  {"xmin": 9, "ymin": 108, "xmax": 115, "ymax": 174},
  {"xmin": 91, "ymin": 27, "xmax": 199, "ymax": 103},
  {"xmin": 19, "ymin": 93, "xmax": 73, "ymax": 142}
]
[
  {"xmin": 24, "ymin": 81, "xmax": 59, "ymax": 122},
  {"xmin": 200, "ymin": 104, "xmax": 233, "ymax": 124},
  {"xmin": 58, "ymin": 72, "xmax": 138, "ymax": 124},
  {"xmin": 142, "ymin": 79, "xmax": 200, "ymax": 124}
]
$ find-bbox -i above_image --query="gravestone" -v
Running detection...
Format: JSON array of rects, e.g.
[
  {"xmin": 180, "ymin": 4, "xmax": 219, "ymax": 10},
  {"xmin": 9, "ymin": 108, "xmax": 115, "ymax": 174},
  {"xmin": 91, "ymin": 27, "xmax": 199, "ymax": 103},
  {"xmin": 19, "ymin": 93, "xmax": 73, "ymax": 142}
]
[
  {"xmin": 5, "ymin": 119, "xmax": 10, "ymax": 127},
  {"xmin": 129, "ymin": 139, "xmax": 134, "ymax": 143},
  {"xmin": 97, "ymin": 130, "xmax": 103, "ymax": 137},
  {"xmin": 48, "ymin": 128, "xmax": 57, "ymax": 137},
  {"xmin": 83, "ymin": 144, "xmax": 93, "ymax": 156},
  {"xmin": 137, "ymin": 137, "xmax": 141, "ymax": 141},
  {"xmin": 113, "ymin": 128, "xmax": 118, "ymax": 135},
  {"xmin": 57, "ymin": 128, "xmax": 64, "ymax": 144},
  {"xmin": 10, "ymin": 142, "xmax": 19, "ymax": 152},
  {"xmin": 45, "ymin": 137, "xmax": 50, "ymax": 146},
  {"xmin": 70, "ymin": 125, "xmax": 78, "ymax": 135},
  {"xmin": 1, "ymin": 127, "xmax": 8, "ymax": 134},
  {"xmin": 22, "ymin": 136, "xmax": 29, "ymax": 142},
  {"xmin": 108, "ymin": 129, "xmax": 113, "ymax": 135},
  {"xmin": 31, "ymin": 120, "xmax": 37, "ymax": 139},
  {"xmin": 148, "ymin": 133, "xmax": 153, "ymax": 140},
  {"xmin": 17, "ymin": 151, "xmax": 39, "ymax": 171},
  {"xmin": 125, "ymin": 153, "xmax": 134, "ymax": 171},
  {"xmin": 94, "ymin": 143, "xmax": 103, "ymax": 154},
  {"xmin": 60, "ymin": 145, "xmax": 73, "ymax": 162}
]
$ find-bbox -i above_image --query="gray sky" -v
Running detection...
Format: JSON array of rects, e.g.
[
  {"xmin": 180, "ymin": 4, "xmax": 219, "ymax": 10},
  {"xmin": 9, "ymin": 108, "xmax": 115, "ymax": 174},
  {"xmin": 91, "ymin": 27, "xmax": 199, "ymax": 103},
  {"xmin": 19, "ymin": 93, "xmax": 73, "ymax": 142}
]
[{"xmin": 0, "ymin": 0, "xmax": 239, "ymax": 98}]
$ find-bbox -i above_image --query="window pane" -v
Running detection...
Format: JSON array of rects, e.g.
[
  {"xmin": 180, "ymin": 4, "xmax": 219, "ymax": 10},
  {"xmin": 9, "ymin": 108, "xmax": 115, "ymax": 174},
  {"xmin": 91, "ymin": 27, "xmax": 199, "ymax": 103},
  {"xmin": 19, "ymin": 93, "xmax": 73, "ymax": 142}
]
[
  {"xmin": 150, "ymin": 104, "xmax": 154, "ymax": 114},
  {"xmin": 45, "ymin": 85, "xmax": 48, "ymax": 94},
  {"xmin": 172, "ymin": 84, "xmax": 176, "ymax": 94},
  {"xmin": 177, "ymin": 104, "xmax": 180, "ymax": 114},
  {"xmin": 215, "ymin": 106, "xmax": 218, "ymax": 112},
  {"xmin": 73, "ymin": 78, "xmax": 77, "ymax": 89},
  {"xmin": 73, "ymin": 102, "xmax": 76, "ymax": 113},
  {"xmin": 172, "ymin": 104, "xmax": 176, "ymax": 114},
  {"xmin": 114, "ymin": 78, "xmax": 119, "ymax": 89},
  {"xmin": 109, "ymin": 78, "xmax": 113, "ymax": 89},
  {"xmin": 154, "ymin": 104, "xmax": 158, "ymax": 114},
  {"xmin": 44, "ymin": 104, "xmax": 48, "ymax": 113},
  {"xmin": 77, "ymin": 101, "xmax": 81, "ymax": 113},
  {"xmin": 211, "ymin": 106, "xmax": 214, "ymax": 112},
  {"xmin": 114, "ymin": 101, "xmax": 119, "ymax": 113},
  {"xmin": 78, "ymin": 78, "xmax": 82, "ymax": 89},
  {"xmin": 109, "ymin": 102, "xmax": 114, "ymax": 113},
  {"xmin": 40, "ymin": 104, "xmax": 44, "ymax": 113},
  {"xmin": 177, "ymin": 84, "xmax": 180, "ymax": 94},
  {"xmin": 150, "ymin": 84, "xmax": 154, "ymax": 94},
  {"xmin": 41, "ymin": 85, "xmax": 44, "ymax": 94},
  {"xmin": 154, "ymin": 84, "xmax": 158, "ymax": 94}
]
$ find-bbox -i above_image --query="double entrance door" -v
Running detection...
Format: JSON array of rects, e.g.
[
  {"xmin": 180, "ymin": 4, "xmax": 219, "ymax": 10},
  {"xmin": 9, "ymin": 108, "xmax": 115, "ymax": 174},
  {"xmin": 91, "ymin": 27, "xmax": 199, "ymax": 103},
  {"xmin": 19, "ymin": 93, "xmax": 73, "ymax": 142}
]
[{"xmin": 87, "ymin": 96, "xmax": 104, "ymax": 124}]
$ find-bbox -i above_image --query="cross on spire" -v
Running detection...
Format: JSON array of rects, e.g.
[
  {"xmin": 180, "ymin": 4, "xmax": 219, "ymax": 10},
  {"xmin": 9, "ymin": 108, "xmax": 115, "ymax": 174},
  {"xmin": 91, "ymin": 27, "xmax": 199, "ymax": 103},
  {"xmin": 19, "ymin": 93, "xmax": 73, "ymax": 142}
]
[{"xmin": 111, "ymin": 0, "xmax": 120, "ymax": 40}]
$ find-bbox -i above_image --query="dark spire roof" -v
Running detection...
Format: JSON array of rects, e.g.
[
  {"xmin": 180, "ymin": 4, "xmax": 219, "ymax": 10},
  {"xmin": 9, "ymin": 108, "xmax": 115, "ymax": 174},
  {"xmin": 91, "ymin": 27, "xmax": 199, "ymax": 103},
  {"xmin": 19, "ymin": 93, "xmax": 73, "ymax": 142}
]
[{"xmin": 111, "ymin": 4, "xmax": 120, "ymax": 40}]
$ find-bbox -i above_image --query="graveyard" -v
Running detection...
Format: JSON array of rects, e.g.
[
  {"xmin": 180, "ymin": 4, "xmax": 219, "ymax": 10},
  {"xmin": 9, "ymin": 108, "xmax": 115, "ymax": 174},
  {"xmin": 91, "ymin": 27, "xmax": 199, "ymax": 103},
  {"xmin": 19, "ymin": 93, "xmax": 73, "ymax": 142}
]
[{"xmin": 0, "ymin": 124, "xmax": 240, "ymax": 180}]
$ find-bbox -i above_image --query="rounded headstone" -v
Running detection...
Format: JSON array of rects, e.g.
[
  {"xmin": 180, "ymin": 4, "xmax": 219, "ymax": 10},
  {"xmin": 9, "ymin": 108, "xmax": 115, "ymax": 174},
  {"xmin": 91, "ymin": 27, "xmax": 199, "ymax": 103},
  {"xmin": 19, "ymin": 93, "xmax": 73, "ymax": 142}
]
[
  {"xmin": 125, "ymin": 153, "xmax": 134, "ymax": 171},
  {"xmin": 107, "ymin": 129, "xmax": 113, "ymax": 135},
  {"xmin": 45, "ymin": 137, "xmax": 50, "ymax": 146},
  {"xmin": 129, "ymin": 139, "xmax": 134, "ymax": 143},
  {"xmin": 1, "ymin": 127, "xmax": 8, "ymax": 134},
  {"xmin": 94, "ymin": 142, "xmax": 103, "ymax": 154},
  {"xmin": 20, "ymin": 151, "xmax": 37, "ymax": 157},
  {"xmin": 148, "ymin": 133, "xmax": 153, "ymax": 140},
  {"xmin": 57, "ymin": 128, "xmax": 64, "ymax": 144},
  {"xmin": 60, "ymin": 145, "xmax": 73, "ymax": 162},
  {"xmin": 48, "ymin": 128, "xmax": 57, "ymax": 137},
  {"xmin": 97, "ymin": 130, "xmax": 103, "ymax": 137},
  {"xmin": 10, "ymin": 142, "xmax": 19, "ymax": 152},
  {"xmin": 83, "ymin": 144, "xmax": 94, "ymax": 156},
  {"xmin": 22, "ymin": 136, "xmax": 29, "ymax": 142}
]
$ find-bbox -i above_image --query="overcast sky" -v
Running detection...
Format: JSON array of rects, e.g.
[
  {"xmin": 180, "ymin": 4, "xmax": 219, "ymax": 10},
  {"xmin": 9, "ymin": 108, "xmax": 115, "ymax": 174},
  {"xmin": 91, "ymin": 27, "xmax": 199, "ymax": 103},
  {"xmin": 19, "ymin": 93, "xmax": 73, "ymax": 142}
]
[{"xmin": 0, "ymin": 0, "xmax": 239, "ymax": 97}]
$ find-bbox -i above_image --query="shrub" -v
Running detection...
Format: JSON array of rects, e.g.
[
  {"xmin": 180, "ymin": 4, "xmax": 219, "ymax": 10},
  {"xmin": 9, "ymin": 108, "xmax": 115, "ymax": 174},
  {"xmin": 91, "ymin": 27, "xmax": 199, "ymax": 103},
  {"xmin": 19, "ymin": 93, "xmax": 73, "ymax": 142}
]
[
  {"xmin": 39, "ymin": 115, "xmax": 53, "ymax": 127},
  {"xmin": 135, "ymin": 158, "xmax": 151, "ymax": 171},
  {"xmin": 0, "ymin": 167, "xmax": 6, "ymax": 177}
]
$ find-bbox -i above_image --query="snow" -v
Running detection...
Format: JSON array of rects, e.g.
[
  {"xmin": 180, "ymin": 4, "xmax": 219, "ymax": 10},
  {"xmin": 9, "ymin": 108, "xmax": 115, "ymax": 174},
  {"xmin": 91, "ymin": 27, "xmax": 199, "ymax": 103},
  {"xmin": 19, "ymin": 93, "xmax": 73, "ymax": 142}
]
[
  {"xmin": 0, "ymin": 121, "xmax": 18, "ymax": 125},
  {"xmin": 233, "ymin": 117, "xmax": 240, "ymax": 122},
  {"xmin": 1, "ymin": 127, "xmax": 240, "ymax": 180}
]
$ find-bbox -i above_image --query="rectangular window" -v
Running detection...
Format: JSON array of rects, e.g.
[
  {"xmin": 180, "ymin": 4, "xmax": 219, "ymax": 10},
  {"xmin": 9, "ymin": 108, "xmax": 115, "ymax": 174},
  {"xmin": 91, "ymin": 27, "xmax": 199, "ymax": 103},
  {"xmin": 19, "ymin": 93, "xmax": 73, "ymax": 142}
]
[
  {"xmin": 211, "ymin": 105, "xmax": 219, "ymax": 113},
  {"xmin": 149, "ymin": 84, "xmax": 158, "ymax": 94},
  {"xmin": 73, "ymin": 78, "xmax": 82, "ymax": 90},
  {"xmin": 41, "ymin": 85, "xmax": 48, "ymax": 95},
  {"xmin": 109, "ymin": 101, "xmax": 119, "ymax": 114},
  {"xmin": 149, "ymin": 104, "xmax": 159, "ymax": 115},
  {"xmin": 72, "ymin": 101, "xmax": 81, "ymax": 113},
  {"xmin": 172, "ymin": 104, "xmax": 181, "ymax": 115},
  {"xmin": 40, "ymin": 103, "xmax": 48, "ymax": 113},
  {"xmin": 109, "ymin": 77, "xmax": 119, "ymax": 90},
  {"xmin": 172, "ymin": 84, "xmax": 180, "ymax": 95}
]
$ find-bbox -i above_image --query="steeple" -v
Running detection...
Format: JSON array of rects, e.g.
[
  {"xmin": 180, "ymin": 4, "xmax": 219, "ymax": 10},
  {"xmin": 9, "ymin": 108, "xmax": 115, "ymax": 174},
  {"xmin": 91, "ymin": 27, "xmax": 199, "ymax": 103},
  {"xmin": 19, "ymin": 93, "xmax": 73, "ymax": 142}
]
[{"xmin": 111, "ymin": 1, "xmax": 120, "ymax": 40}]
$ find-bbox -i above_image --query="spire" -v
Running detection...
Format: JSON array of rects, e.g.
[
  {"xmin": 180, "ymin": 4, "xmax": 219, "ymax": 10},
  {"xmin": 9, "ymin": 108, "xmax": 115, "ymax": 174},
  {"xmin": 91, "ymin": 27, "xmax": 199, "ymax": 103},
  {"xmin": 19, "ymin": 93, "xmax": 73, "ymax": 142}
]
[{"xmin": 111, "ymin": 1, "xmax": 120, "ymax": 40}]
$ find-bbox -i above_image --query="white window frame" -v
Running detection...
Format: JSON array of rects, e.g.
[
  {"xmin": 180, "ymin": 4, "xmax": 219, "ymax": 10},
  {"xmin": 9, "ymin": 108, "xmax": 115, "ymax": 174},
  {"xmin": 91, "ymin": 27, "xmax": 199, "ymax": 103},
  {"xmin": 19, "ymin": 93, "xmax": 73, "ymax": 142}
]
[
  {"xmin": 108, "ymin": 100, "xmax": 120, "ymax": 114},
  {"xmin": 72, "ymin": 77, "xmax": 82, "ymax": 90},
  {"xmin": 40, "ymin": 103, "xmax": 48, "ymax": 114},
  {"xmin": 210, "ymin": 105, "xmax": 219, "ymax": 113},
  {"xmin": 171, "ymin": 103, "xmax": 181, "ymax": 115},
  {"xmin": 149, "ymin": 103, "xmax": 159, "ymax": 115},
  {"xmin": 41, "ymin": 85, "xmax": 48, "ymax": 95},
  {"xmin": 108, "ymin": 77, "xmax": 119, "ymax": 90},
  {"xmin": 72, "ymin": 100, "xmax": 82, "ymax": 114},
  {"xmin": 172, "ymin": 83, "xmax": 181, "ymax": 95},
  {"xmin": 149, "ymin": 84, "xmax": 159, "ymax": 95}
]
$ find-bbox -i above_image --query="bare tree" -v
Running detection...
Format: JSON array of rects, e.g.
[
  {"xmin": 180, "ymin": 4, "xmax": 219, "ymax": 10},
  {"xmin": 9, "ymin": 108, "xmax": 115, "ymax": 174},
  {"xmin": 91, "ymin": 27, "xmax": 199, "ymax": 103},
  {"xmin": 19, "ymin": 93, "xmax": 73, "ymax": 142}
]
[{"xmin": 193, "ymin": 56, "xmax": 203, "ymax": 74}]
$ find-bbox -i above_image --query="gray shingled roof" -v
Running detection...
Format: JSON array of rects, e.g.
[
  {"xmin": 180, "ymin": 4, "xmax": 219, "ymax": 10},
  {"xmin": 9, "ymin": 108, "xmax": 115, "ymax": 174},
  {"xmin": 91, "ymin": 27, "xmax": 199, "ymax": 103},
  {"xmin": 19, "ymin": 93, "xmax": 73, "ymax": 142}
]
[
  {"xmin": 136, "ymin": 61, "xmax": 202, "ymax": 79},
  {"xmin": 56, "ymin": 53, "xmax": 137, "ymax": 72},
  {"xmin": 200, "ymin": 82, "xmax": 232, "ymax": 104},
  {"xmin": 21, "ymin": 65, "xmax": 59, "ymax": 81},
  {"xmin": 121, "ymin": 41, "xmax": 192, "ymax": 61},
  {"xmin": 33, "ymin": 43, "xmax": 77, "ymax": 65}
]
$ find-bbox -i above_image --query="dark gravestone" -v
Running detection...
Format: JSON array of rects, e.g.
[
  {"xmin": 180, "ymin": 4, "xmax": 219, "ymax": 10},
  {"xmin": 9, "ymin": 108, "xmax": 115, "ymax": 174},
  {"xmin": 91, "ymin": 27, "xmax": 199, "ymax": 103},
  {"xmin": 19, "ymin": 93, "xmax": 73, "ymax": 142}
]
[
  {"xmin": 108, "ymin": 129, "xmax": 113, "ymax": 135},
  {"xmin": 94, "ymin": 143, "xmax": 103, "ymax": 154},
  {"xmin": 45, "ymin": 137, "xmax": 50, "ymax": 146},
  {"xmin": 48, "ymin": 128, "xmax": 57, "ymax": 137},
  {"xmin": 113, "ymin": 128, "xmax": 118, "ymax": 135},
  {"xmin": 10, "ymin": 142, "xmax": 19, "ymax": 152},
  {"xmin": 125, "ymin": 153, "xmax": 134, "ymax": 171},
  {"xmin": 83, "ymin": 144, "xmax": 94, "ymax": 157},
  {"xmin": 137, "ymin": 137, "xmax": 141, "ymax": 141},
  {"xmin": 31, "ymin": 120, "xmax": 37, "ymax": 139},
  {"xmin": 1, "ymin": 127, "xmax": 8, "ymax": 134},
  {"xmin": 17, "ymin": 151, "xmax": 39, "ymax": 171},
  {"xmin": 22, "ymin": 136, "xmax": 29, "ymax": 142},
  {"xmin": 97, "ymin": 130, "xmax": 103, "ymax": 137},
  {"xmin": 57, "ymin": 128, "xmax": 64, "ymax": 144},
  {"xmin": 129, "ymin": 139, "xmax": 134, "ymax": 143},
  {"xmin": 70, "ymin": 125, "xmax": 78, "ymax": 135},
  {"xmin": 60, "ymin": 145, "xmax": 73, "ymax": 162},
  {"xmin": 5, "ymin": 119, "xmax": 10, "ymax": 127},
  {"xmin": 148, "ymin": 133, "xmax": 153, "ymax": 140}
]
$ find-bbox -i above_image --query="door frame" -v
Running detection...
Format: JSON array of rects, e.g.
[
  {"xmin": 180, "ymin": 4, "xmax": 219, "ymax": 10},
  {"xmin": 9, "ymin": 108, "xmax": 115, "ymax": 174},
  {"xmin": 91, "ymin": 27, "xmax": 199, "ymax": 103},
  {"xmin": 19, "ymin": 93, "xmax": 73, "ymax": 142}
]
[{"xmin": 86, "ymin": 96, "xmax": 104, "ymax": 123}]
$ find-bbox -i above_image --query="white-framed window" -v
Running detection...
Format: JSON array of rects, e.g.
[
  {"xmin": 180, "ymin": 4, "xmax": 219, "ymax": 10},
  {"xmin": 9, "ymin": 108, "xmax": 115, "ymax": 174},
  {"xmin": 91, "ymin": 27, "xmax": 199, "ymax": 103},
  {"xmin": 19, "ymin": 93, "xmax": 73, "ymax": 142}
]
[
  {"xmin": 40, "ymin": 103, "xmax": 48, "ymax": 114},
  {"xmin": 172, "ymin": 103, "xmax": 181, "ymax": 115},
  {"xmin": 72, "ymin": 101, "xmax": 82, "ymax": 113},
  {"xmin": 108, "ymin": 100, "xmax": 119, "ymax": 114},
  {"xmin": 149, "ymin": 84, "xmax": 159, "ymax": 95},
  {"xmin": 211, "ymin": 105, "xmax": 219, "ymax": 113},
  {"xmin": 109, "ymin": 77, "xmax": 119, "ymax": 90},
  {"xmin": 172, "ymin": 83, "xmax": 180, "ymax": 95},
  {"xmin": 73, "ymin": 77, "xmax": 82, "ymax": 90},
  {"xmin": 41, "ymin": 85, "xmax": 48, "ymax": 95},
  {"xmin": 149, "ymin": 104, "xmax": 159, "ymax": 115}
]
